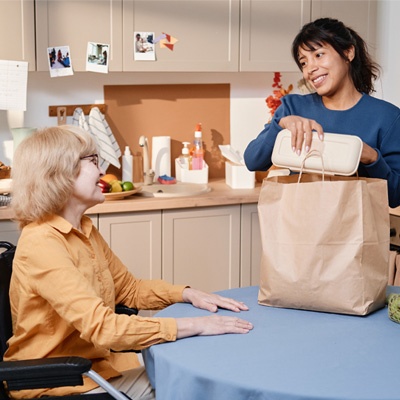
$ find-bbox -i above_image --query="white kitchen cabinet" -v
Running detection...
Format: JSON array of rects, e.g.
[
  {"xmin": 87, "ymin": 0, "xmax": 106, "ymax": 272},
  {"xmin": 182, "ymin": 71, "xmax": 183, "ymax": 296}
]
[
  {"xmin": 35, "ymin": 0, "xmax": 123, "ymax": 72},
  {"xmin": 98, "ymin": 211, "xmax": 162, "ymax": 281},
  {"xmin": 0, "ymin": 0, "xmax": 35, "ymax": 71},
  {"xmin": 240, "ymin": 203, "xmax": 261, "ymax": 287},
  {"xmin": 97, "ymin": 204, "xmax": 259, "ymax": 294},
  {"xmin": 0, "ymin": 221, "xmax": 21, "ymax": 246},
  {"xmin": 311, "ymin": 0, "xmax": 377, "ymax": 54},
  {"xmin": 240, "ymin": 0, "xmax": 377, "ymax": 72},
  {"xmin": 240, "ymin": 0, "xmax": 311, "ymax": 72},
  {"xmin": 162, "ymin": 206, "xmax": 241, "ymax": 292},
  {"xmin": 122, "ymin": 0, "xmax": 240, "ymax": 72}
]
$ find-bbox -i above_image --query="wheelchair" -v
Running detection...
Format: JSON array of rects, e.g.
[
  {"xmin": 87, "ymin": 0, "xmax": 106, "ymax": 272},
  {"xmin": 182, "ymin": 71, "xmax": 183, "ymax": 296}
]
[{"xmin": 0, "ymin": 241, "xmax": 138, "ymax": 400}]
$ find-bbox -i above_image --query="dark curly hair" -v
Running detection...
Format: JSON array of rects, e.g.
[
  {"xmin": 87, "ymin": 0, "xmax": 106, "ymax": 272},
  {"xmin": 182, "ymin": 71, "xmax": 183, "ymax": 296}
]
[{"xmin": 292, "ymin": 18, "xmax": 380, "ymax": 94}]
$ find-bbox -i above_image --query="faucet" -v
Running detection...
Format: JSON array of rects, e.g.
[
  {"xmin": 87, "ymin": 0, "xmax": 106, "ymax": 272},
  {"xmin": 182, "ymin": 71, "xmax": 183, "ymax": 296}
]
[{"xmin": 139, "ymin": 135, "xmax": 154, "ymax": 185}]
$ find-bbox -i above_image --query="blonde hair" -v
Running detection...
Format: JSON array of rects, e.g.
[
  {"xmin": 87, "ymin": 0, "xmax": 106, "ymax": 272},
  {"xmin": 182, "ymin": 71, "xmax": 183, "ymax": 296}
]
[{"xmin": 11, "ymin": 125, "xmax": 98, "ymax": 228}]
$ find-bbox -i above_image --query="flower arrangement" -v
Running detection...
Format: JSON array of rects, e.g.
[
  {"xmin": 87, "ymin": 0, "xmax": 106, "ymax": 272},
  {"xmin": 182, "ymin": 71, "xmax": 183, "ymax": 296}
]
[{"xmin": 266, "ymin": 72, "xmax": 293, "ymax": 121}]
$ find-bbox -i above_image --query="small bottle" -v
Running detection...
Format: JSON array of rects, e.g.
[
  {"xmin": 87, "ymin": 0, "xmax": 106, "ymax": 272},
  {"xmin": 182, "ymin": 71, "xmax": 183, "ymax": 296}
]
[
  {"xmin": 179, "ymin": 142, "xmax": 191, "ymax": 170},
  {"xmin": 191, "ymin": 123, "xmax": 204, "ymax": 170},
  {"xmin": 122, "ymin": 146, "xmax": 133, "ymax": 182}
]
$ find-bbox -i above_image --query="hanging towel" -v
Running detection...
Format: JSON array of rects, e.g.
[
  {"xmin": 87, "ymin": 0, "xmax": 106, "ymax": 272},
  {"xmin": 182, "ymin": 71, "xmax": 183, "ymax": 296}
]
[
  {"xmin": 72, "ymin": 107, "xmax": 90, "ymax": 132},
  {"xmin": 88, "ymin": 107, "xmax": 121, "ymax": 170},
  {"xmin": 73, "ymin": 107, "xmax": 111, "ymax": 169}
]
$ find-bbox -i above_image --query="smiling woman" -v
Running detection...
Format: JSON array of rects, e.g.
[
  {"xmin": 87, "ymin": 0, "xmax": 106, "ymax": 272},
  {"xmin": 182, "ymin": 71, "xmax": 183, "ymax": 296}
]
[{"xmin": 244, "ymin": 17, "xmax": 400, "ymax": 208}]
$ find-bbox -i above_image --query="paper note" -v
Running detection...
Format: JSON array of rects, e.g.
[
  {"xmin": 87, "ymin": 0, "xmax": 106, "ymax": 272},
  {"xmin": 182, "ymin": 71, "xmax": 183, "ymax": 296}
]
[
  {"xmin": 0, "ymin": 60, "xmax": 28, "ymax": 111},
  {"xmin": 159, "ymin": 33, "xmax": 178, "ymax": 51}
]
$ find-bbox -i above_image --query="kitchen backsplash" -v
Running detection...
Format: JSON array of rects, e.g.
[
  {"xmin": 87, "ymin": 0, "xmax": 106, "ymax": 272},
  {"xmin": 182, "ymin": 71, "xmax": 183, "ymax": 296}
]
[{"xmin": 104, "ymin": 83, "xmax": 230, "ymax": 180}]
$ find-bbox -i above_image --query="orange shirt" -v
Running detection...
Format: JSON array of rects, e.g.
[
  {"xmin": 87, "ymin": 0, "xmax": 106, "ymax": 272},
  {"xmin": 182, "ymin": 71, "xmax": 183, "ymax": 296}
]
[{"xmin": 4, "ymin": 215, "xmax": 186, "ymax": 398}]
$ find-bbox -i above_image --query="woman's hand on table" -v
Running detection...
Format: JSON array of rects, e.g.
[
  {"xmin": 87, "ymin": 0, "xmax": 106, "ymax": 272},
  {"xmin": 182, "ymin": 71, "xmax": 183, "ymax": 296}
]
[
  {"xmin": 182, "ymin": 287, "xmax": 249, "ymax": 313},
  {"xmin": 177, "ymin": 288, "xmax": 253, "ymax": 338},
  {"xmin": 176, "ymin": 315, "xmax": 253, "ymax": 338}
]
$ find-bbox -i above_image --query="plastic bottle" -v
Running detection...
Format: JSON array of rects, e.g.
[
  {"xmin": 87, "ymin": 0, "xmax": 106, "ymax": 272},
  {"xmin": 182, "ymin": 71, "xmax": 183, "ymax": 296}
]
[
  {"xmin": 191, "ymin": 123, "xmax": 204, "ymax": 170},
  {"xmin": 122, "ymin": 146, "xmax": 133, "ymax": 182},
  {"xmin": 179, "ymin": 141, "xmax": 191, "ymax": 170}
]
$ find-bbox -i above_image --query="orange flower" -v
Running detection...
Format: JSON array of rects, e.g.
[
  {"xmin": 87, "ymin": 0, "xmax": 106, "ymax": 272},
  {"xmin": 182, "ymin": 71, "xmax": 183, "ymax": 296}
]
[{"xmin": 266, "ymin": 72, "xmax": 293, "ymax": 120}]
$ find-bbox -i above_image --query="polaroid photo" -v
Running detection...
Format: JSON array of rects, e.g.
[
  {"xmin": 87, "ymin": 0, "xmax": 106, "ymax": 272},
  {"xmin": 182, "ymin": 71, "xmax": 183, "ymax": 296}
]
[
  {"xmin": 48, "ymin": 46, "xmax": 73, "ymax": 77},
  {"xmin": 134, "ymin": 32, "xmax": 155, "ymax": 61},
  {"xmin": 86, "ymin": 42, "xmax": 109, "ymax": 73}
]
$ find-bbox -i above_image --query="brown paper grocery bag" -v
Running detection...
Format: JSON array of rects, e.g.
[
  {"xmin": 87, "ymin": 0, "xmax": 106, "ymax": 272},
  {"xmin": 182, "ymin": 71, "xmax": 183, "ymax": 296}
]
[{"xmin": 257, "ymin": 173, "xmax": 390, "ymax": 315}]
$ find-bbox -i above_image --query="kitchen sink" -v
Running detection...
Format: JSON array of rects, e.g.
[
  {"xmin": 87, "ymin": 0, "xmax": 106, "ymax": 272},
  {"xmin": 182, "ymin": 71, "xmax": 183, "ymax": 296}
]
[{"xmin": 138, "ymin": 182, "xmax": 210, "ymax": 198}]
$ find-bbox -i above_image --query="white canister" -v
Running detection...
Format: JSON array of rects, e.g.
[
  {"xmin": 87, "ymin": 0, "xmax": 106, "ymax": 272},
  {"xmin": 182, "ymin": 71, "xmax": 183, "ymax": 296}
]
[{"xmin": 151, "ymin": 136, "xmax": 171, "ymax": 180}]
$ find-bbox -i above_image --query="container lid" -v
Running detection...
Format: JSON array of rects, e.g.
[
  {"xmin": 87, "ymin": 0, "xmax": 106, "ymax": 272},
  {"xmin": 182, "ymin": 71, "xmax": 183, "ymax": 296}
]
[{"xmin": 271, "ymin": 129, "xmax": 363, "ymax": 176}]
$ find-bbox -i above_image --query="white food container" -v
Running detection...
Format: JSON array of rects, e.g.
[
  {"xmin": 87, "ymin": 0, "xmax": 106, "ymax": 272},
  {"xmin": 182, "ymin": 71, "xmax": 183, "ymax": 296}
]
[
  {"xmin": 272, "ymin": 129, "xmax": 363, "ymax": 176},
  {"xmin": 225, "ymin": 162, "xmax": 255, "ymax": 189}
]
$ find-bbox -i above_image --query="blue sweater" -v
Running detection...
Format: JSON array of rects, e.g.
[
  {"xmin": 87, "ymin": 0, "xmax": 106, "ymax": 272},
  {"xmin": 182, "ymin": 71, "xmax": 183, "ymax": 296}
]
[{"xmin": 244, "ymin": 93, "xmax": 400, "ymax": 208}]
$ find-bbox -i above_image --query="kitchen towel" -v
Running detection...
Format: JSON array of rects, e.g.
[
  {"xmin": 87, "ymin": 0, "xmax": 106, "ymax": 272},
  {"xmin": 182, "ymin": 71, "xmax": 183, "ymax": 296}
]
[
  {"xmin": 257, "ymin": 172, "xmax": 389, "ymax": 316},
  {"xmin": 72, "ymin": 107, "xmax": 90, "ymax": 132},
  {"xmin": 88, "ymin": 107, "xmax": 121, "ymax": 170},
  {"xmin": 73, "ymin": 107, "xmax": 104, "ymax": 165},
  {"xmin": 151, "ymin": 136, "xmax": 171, "ymax": 180}
]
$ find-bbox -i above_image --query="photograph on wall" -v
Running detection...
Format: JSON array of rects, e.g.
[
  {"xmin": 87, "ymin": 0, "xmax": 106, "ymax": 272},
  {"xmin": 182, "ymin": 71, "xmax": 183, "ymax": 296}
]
[
  {"xmin": 47, "ymin": 46, "xmax": 73, "ymax": 77},
  {"xmin": 86, "ymin": 42, "xmax": 109, "ymax": 73},
  {"xmin": 134, "ymin": 32, "xmax": 155, "ymax": 61}
]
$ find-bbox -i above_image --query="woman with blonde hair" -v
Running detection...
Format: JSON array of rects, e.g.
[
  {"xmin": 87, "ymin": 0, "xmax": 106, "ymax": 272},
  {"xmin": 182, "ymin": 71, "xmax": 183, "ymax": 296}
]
[{"xmin": 6, "ymin": 126, "xmax": 253, "ymax": 399}]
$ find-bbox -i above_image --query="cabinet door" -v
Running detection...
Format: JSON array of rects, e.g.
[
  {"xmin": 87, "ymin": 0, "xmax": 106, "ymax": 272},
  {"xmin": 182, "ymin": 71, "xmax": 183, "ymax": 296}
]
[
  {"xmin": 240, "ymin": 0, "xmax": 311, "ymax": 72},
  {"xmin": 123, "ymin": 0, "xmax": 240, "ymax": 72},
  {"xmin": 35, "ymin": 0, "xmax": 123, "ymax": 71},
  {"xmin": 0, "ymin": 220, "xmax": 21, "ymax": 246},
  {"xmin": 0, "ymin": 0, "xmax": 35, "ymax": 71},
  {"xmin": 98, "ymin": 211, "xmax": 162, "ymax": 280},
  {"xmin": 162, "ymin": 206, "xmax": 241, "ymax": 292},
  {"xmin": 240, "ymin": 204, "xmax": 261, "ymax": 287},
  {"xmin": 311, "ymin": 0, "xmax": 377, "ymax": 54}
]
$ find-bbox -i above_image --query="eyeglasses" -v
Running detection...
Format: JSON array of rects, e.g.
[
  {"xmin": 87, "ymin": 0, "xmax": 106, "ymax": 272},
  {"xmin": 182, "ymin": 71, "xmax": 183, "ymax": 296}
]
[{"xmin": 80, "ymin": 153, "xmax": 99, "ymax": 167}]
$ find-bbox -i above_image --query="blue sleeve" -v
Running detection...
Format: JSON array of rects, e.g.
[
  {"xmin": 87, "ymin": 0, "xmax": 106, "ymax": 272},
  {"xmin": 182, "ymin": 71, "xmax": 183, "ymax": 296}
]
[
  {"xmin": 244, "ymin": 107, "xmax": 286, "ymax": 171},
  {"xmin": 362, "ymin": 114, "xmax": 400, "ymax": 208}
]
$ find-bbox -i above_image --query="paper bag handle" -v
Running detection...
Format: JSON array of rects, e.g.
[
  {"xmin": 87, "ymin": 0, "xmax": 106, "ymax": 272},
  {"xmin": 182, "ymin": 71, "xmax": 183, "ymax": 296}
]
[{"xmin": 298, "ymin": 149, "xmax": 325, "ymax": 182}]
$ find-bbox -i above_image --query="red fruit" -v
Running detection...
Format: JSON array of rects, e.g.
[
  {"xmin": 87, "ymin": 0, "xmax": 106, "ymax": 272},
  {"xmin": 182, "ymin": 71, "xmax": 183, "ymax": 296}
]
[{"xmin": 98, "ymin": 179, "xmax": 111, "ymax": 193}]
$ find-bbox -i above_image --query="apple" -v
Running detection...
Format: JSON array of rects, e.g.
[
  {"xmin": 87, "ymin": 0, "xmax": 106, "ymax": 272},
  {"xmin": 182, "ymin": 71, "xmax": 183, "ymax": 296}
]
[
  {"xmin": 98, "ymin": 179, "xmax": 111, "ymax": 193},
  {"xmin": 101, "ymin": 173, "xmax": 119, "ymax": 183}
]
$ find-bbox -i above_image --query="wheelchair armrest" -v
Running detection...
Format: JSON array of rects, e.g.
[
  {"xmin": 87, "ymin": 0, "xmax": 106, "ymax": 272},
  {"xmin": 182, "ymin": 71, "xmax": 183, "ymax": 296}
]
[
  {"xmin": 0, "ymin": 356, "xmax": 91, "ymax": 390},
  {"xmin": 115, "ymin": 304, "xmax": 138, "ymax": 316}
]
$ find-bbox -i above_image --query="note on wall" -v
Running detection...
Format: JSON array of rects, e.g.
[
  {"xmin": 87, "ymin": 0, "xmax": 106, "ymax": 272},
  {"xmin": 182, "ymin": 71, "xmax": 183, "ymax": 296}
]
[{"xmin": 0, "ymin": 60, "xmax": 28, "ymax": 111}]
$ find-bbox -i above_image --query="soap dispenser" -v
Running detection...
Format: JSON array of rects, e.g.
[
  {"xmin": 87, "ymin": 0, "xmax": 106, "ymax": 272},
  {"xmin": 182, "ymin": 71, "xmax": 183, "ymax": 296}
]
[
  {"xmin": 122, "ymin": 146, "xmax": 133, "ymax": 182},
  {"xmin": 179, "ymin": 142, "xmax": 191, "ymax": 170},
  {"xmin": 191, "ymin": 123, "xmax": 204, "ymax": 170}
]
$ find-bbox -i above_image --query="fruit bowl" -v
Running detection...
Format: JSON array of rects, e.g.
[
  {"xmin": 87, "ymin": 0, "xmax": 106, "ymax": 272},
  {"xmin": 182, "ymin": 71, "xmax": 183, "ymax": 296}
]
[{"xmin": 103, "ymin": 187, "xmax": 142, "ymax": 201}]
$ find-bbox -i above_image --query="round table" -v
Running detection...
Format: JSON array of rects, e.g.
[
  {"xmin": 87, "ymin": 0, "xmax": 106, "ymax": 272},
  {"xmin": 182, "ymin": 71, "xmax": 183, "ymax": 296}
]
[{"xmin": 143, "ymin": 286, "xmax": 400, "ymax": 400}]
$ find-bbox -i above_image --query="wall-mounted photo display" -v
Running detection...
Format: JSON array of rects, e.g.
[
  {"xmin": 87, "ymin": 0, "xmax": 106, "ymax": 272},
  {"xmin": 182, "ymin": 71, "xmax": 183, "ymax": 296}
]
[
  {"xmin": 86, "ymin": 42, "xmax": 109, "ymax": 73},
  {"xmin": 134, "ymin": 32, "xmax": 155, "ymax": 61},
  {"xmin": 47, "ymin": 46, "xmax": 73, "ymax": 77}
]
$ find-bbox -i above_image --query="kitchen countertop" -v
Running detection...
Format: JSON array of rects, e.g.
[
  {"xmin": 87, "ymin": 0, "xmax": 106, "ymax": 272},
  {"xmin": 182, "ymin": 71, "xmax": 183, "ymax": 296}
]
[
  {"xmin": 2, "ymin": 178, "xmax": 400, "ymax": 220},
  {"xmin": 0, "ymin": 180, "xmax": 262, "ymax": 220}
]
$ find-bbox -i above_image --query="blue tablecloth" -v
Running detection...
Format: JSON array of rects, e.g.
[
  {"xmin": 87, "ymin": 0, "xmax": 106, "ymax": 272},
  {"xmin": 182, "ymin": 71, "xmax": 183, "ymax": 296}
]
[{"xmin": 143, "ymin": 286, "xmax": 400, "ymax": 400}]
